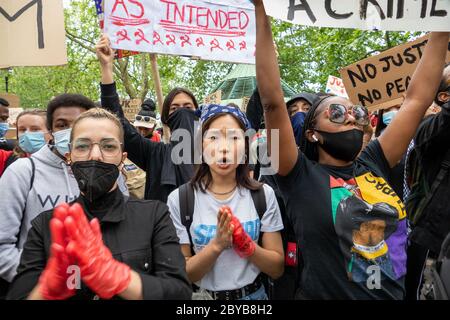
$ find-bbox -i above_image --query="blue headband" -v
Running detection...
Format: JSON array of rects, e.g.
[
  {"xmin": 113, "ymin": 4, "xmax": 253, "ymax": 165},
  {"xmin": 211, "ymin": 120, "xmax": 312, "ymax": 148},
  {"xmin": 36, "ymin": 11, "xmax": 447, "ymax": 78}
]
[{"xmin": 200, "ymin": 104, "xmax": 251, "ymax": 129}]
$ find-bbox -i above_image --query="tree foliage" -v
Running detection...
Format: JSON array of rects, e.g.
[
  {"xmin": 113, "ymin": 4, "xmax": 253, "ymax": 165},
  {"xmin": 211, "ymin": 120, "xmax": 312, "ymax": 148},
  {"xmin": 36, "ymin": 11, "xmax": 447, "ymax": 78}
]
[{"xmin": 0, "ymin": 0, "xmax": 423, "ymax": 109}]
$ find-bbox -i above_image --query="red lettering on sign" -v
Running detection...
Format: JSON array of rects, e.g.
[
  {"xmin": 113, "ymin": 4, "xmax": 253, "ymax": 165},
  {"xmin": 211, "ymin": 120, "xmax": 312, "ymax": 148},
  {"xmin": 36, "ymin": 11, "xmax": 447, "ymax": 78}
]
[
  {"xmin": 153, "ymin": 31, "xmax": 163, "ymax": 45},
  {"xmin": 159, "ymin": 0, "xmax": 249, "ymax": 37},
  {"xmin": 166, "ymin": 34, "xmax": 176, "ymax": 46},
  {"xmin": 210, "ymin": 38, "xmax": 223, "ymax": 52},
  {"xmin": 196, "ymin": 37, "xmax": 205, "ymax": 47},
  {"xmin": 226, "ymin": 39, "xmax": 236, "ymax": 51},
  {"xmin": 110, "ymin": 0, "xmax": 149, "ymax": 26},
  {"xmin": 180, "ymin": 35, "xmax": 192, "ymax": 47},
  {"xmin": 116, "ymin": 29, "xmax": 131, "ymax": 44},
  {"xmin": 134, "ymin": 28, "xmax": 150, "ymax": 45},
  {"xmin": 112, "ymin": 0, "xmax": 129, "ymax": 17}
]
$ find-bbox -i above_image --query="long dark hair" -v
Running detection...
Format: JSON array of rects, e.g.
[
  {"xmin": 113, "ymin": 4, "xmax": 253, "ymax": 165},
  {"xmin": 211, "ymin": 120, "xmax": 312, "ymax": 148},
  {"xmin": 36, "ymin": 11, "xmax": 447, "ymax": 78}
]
[
  {"xmin": 161, "ymin": 87, "xmax": 198, "ymax": 124},
  {"xmin": 191, "ymin": 113, "xmax": 262, "ymax": 193}
]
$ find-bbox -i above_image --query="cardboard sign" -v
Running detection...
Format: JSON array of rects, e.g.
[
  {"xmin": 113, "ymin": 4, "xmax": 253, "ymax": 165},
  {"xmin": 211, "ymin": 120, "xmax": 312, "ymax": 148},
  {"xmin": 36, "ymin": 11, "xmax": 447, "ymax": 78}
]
[
  {"xmin": 325, "ymin": 75, "xmax": 349, "ymax": 98},
  {"xmin": 7, "ymin": 108, "xmax": 24, "ymax": 127},
  {"xmin": 340, "ymin": 35, "xmax": 450, "ymax": 111},
  {"xmin": 104, "ymin": 0, "xmax": 256, "ymax": 64},
  {"xmin": 263, "ymin": 0, "xmax": 450, "ymax": 32},
  {"xmin": 203, "ymin": 90, "xmax": 222, "ymax": 105},
  {"xmin": 0, "ymin": 93, "xmax": 20, "ymax": 109},
  {"xmin": 241, "ymin": 96, "xmax": 251, "ymax": 112},
  {"xmin": 122, "ymin": 98, "xmax": 142, "ymax": 122},
  {"xmin": 0, "ymin": 0, "xmax": 67, "ymax": 68}
]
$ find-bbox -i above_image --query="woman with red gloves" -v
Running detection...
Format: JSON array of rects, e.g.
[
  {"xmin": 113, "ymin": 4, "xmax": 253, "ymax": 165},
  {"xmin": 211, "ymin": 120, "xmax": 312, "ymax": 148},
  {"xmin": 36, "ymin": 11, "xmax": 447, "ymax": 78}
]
[
  {"xmin": 7, "ymin": 108, "xmax": 192, "ymax": 300},
  {"xmin": 167, "ymin": 104, "xmax": 284, "ymax": 300}
]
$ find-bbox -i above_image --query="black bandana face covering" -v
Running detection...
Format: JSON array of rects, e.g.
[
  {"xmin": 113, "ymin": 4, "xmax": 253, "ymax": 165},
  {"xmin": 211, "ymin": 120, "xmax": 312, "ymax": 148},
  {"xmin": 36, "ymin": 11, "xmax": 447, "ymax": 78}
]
[
  {"xmin": 71, "ymin": 160, "xmax": 120, "ymax": 203},
  {"xmin": 166, "ymin": 108, "xmax": 198, "ymax": 133},
  {"xmin": 315, "ymin": 129, "xmax": 363, "ymax": 162}
]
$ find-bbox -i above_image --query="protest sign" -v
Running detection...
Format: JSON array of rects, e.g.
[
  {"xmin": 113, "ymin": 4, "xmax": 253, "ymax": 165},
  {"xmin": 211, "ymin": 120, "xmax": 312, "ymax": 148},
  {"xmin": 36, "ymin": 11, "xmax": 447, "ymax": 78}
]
[
  {"xmin": 0, "ymin": 93, "xmax": 20, "ymax": 109},
  {"xmin": 340, "ymin": 34, "xmax": 450, "ymax": 111},
  {"xmin": 7, "ymin": 108, "xmax": 24, "ymax": 127},
  {"xmin": 121, "ymin": 98, "xmax": 142, "ymax": 122},
  {"xmin": 0, "ymin": 0, "xmax": 67, "ymax": 68},
  {"xmin": 241, "ymin": 96, "xmax": 251, "ymax": 112},
  {"xmin": 93, "ymin": 0, "xmax": 139, "ymax": 59},
  {"xmin": 104, "ymin": 0, "xmax": 256, "ymax": 64},
  {"xmin": 263, "ymin": 0, "xmax": 450, "ymax": 32},
  {"xmin": 204, "ymin": 90, "xmax": 222, "ymax": 105},
  {"xmin": 325, "ymin": 75, "xmax": 348, "ymax": 98}
]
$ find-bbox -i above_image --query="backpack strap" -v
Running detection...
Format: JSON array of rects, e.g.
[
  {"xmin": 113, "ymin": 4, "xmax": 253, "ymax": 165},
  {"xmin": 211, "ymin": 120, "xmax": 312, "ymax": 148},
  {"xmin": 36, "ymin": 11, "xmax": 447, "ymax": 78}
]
[
  {"xmin": 179, "ymin": 182, "xmax": 195, "ymax": 255},
  {"xmin": 250, "ymin": 186, "xmax": 267, "ymax": 221},
  {"xmin": 28, "ymin": 158, "xmax": 35, "ymax": 191},
  {"xmin": 250, "ymin": 186, "xmax": 267, "ymax": 247},
  {"xmin": 16, "ymin": 158, "xmax": 36, "ymax": 242}
]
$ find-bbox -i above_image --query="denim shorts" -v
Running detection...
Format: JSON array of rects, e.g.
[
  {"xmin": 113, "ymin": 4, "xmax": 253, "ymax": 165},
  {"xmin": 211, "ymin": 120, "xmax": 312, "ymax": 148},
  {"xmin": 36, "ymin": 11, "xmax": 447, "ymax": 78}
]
[{"xmin": 239, "ymin": 285, "xmax": 268, "ymax": 300}]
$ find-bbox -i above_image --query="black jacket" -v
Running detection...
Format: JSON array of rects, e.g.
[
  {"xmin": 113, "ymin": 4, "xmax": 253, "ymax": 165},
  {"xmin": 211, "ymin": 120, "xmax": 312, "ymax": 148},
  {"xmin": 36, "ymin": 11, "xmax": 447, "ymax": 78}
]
[
  {"xmin": 7, "ymin": 189, "xmax": 192, "ymax": 300},
  {"xmin": 408, "ymin": 101, "xmax": 450, "ymax": 253},
  {"xmin": 100, "ymin": 83, "xmax": 193, "ymax": 203}
]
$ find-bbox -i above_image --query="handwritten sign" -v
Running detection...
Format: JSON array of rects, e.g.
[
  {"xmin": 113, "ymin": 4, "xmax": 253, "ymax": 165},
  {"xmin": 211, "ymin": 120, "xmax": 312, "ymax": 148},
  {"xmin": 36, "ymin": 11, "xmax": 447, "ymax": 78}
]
[
  {"xmin": 203, "ymin": 90, "xmax": 222, "ymax": 105},
  {"xmin": 0, "ymin": 93, "xmax": 20, "ymax": 109},
  {"xmin": 263, "ymin": 0, "xmax": 450, "ymax": 32},
  {"xmin": 241, "ymin": 96, "xmax": 251, "ymax": 112},
  {"xmin": 104, "ymin": 0, "xmax": 256, "ymax": 64},
  {"xmin": 121, "ymin": 98, "xmax": 142, "ymax": 122},
  {"xmin": 0, "ymin": 0, "xmax": 67, "ymax": 68},
  {"xmin": 340, "ymin": 34, "xmax": 450, "ymax": 111},
  {"xmin": 7, "ymin": 108, "xmax": 24, "ymax": 127},
  {"xmin": 326, "ymin": 75, "xmax": 349, "ymax": 98},
  {"xmin": 93, "ymin": 0, "xmax": 139, "ymax": 59}
]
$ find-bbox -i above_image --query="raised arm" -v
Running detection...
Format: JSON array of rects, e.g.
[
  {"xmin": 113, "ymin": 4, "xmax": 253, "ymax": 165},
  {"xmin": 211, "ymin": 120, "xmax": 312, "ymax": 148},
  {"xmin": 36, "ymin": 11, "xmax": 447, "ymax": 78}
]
[
  {"xmin": 379, "ymin": 32, "xmax": 450, "ymax": 167},
  {"xmin": 254, "ymin": 1, "xmax": 298, "ymax": 176},
  {"xmin": 96, "ymin": 35, "xmax": 160, "ymax": 172}
]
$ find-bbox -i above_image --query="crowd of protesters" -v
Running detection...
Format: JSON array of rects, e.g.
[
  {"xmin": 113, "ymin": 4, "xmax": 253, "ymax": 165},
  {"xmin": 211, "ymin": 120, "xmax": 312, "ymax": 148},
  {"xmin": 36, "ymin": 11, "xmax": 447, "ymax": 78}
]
[{"xmin": 0, "ymin": 1, "xmax": 449, "ymax": 300}]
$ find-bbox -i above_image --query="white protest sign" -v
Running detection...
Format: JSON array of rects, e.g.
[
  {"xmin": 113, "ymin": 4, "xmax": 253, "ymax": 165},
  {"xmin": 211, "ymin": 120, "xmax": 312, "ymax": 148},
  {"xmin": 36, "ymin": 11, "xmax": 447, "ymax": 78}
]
[
  {"xmin": 0, "ymin": 0, "xmax": 67, "ymax": 68},
  {"xmin": 326, "ymin": 75, "xmax": 349, "ymax": 98},
  {"xmin": 104, "ymin": 0, "xmax": 256, "ymax": 64},
  {"xmin": 263, "ymin": 0, "xmax": 450, "ymax": 32}
]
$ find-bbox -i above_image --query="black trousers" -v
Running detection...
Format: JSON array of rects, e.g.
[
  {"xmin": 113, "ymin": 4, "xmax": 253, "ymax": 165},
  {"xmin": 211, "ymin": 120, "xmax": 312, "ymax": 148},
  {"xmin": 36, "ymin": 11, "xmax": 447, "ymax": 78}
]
[{"xmin": 405, "ymin": 241, "xmax": 430, "ymax": 300}]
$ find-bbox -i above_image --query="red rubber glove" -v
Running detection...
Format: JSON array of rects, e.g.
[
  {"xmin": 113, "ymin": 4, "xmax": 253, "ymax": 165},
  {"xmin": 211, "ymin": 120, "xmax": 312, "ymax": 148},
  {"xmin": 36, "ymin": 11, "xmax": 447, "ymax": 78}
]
[
  {"xmin": 39, "ymin": 203, "xmax": 76, "ymax": 300},
  {"xmin": 64, "ymin": 203, "xmax": 131, "ymax": 299},
  {"xmin": 227, "ymin": 209, "xmax": 256, "ymax": 259}
]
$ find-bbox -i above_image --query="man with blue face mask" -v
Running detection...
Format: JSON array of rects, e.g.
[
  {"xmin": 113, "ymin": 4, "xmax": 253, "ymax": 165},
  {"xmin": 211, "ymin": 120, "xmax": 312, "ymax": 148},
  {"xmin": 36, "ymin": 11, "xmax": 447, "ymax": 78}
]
[
  {"xmin": 0, "ymin": 94, "xmax": 128, "ymax": 299},
  {"xmin": 0, "ymin": 97, "xmax": 14, "ymax": 152},
  {"xmin": 286, "ymin": 93, "xmax": 320, "ymax": 147}
]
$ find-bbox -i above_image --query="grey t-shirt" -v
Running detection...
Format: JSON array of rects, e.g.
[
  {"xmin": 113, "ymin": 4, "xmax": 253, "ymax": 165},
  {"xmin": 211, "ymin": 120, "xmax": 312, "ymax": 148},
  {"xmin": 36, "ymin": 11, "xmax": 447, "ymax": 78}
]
[{"xmin": 167, "ymin": 184, "xmax": 283, "ymax": 291}]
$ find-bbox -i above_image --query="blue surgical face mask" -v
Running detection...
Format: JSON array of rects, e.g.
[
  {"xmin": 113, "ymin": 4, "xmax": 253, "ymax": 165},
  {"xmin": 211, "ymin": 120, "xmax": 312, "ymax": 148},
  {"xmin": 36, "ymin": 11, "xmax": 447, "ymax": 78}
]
[
  {"xmin": 291, "ymin": 112, "xmax": 306, "ymax": 146},
  {"xmin": 53, "ymin": 128, "xmax": 72, "ymax": 157},
  {"xmin": 382, "ymin": 110, "xmax": 398, "ymax": 126},
  {"xmin": 19, "ymin": 132, "xmax": 47, "ymax": 154},
  {"xmin": 0, "ymin": 122, "xmax": 9, "ymax": 138}
]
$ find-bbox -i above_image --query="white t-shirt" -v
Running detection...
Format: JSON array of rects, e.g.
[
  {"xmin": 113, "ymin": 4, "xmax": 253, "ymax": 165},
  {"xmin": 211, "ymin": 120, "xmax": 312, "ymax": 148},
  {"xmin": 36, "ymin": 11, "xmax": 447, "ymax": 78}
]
[{"xmin": 167, "ymin": 184, "xmax": 283, "ymax": 291}]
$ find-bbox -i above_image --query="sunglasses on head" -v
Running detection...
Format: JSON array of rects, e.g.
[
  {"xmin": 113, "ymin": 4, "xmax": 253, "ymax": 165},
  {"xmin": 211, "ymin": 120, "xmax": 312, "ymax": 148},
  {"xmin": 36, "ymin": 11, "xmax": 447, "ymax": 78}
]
[
  {"xmin": 135, "ymin": 115, "xmax": 155, "ymax": 123},
  {"xmin": 326, "ymin": 104, "xmax": 369, "ymax": 126}
]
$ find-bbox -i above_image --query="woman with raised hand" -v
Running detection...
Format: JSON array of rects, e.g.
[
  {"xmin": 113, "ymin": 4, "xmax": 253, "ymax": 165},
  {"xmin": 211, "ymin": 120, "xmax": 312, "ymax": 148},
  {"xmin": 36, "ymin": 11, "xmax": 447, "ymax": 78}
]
[
  {"xmin": 96, "ymin": 35, "xmax": 199, "ymax": 203},
  {"xmin": 253, "ymin": 0, "xmax": 449, "ymax": 299}
]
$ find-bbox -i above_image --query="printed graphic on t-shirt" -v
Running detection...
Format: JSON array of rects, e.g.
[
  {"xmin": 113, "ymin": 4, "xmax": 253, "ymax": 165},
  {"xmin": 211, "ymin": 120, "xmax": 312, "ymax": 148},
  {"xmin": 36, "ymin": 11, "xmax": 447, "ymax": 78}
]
[
  {"xmin": 193, "ymin": 218, "xmax": 261, "ymax": 247},
  {"xmin": 331, "ymin": 172, "xmax": 407, "ymax": 284}
]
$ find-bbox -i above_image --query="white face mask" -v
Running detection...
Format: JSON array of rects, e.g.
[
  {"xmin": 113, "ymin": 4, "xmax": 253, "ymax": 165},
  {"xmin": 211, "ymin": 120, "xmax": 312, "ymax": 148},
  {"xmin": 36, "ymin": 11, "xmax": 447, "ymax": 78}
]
[{"xmin": 52, "ymin": 128, "xmax": 72, "ymax": 157}]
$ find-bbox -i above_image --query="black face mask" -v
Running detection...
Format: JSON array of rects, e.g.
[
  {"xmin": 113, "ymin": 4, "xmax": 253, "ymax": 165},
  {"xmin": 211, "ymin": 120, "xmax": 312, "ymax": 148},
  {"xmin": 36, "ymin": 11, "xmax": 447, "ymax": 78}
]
[
  {"xmin": 71, "ymin": 160, "xmax": 120, "ymax": 203},
  {"xmin": 166, "ymin": 108, "xmax": 198, "ymax": 133},
  {"xmin": 315, "ymin": 129, "xmax": 363, "ymax": 162}
]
